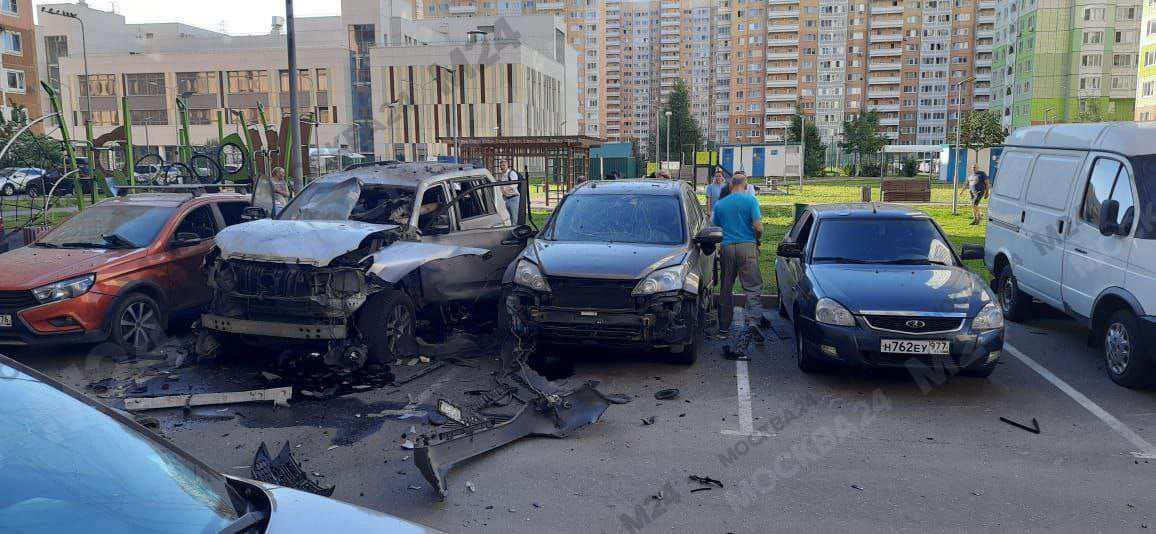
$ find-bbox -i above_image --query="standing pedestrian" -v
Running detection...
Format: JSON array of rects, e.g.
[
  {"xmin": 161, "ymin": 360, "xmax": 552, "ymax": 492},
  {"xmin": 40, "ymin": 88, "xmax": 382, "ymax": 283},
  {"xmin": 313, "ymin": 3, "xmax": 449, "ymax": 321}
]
[
  {"xmin": 495, "ymin": 159, "xmax": 522, "ymax": 223},
  {"xmin": 706, "ymin": 168, "xmax": 726, "ymax": 217},
  {"xmin": 712, "ymin": 172, "xmax": 764, "ymax": 335},
  {"xmin": 968, "ymin": 165, "xmax": 989, "ymax": 225}
]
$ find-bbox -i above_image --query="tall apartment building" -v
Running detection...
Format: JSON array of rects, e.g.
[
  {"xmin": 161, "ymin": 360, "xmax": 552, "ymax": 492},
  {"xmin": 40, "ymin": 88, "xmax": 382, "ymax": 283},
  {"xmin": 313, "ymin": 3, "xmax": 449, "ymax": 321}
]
[
  {"xmin": 1135, "ymin": 1, "xmax": 1156, "ymax": 120},
  {"xmin": 993, "ymin": 0, "xmax": 1140, "ymax": 129},
  {"xmin": 428, "ymin": 0, "xmax": 996, "ymax": 151},
  {"xmin": 36, "ymin": 0, "xmax": 575, "ymax": 162},
  {"xmin": 1, "ymin": 0, "xmax": 41, "ymax": 121}
]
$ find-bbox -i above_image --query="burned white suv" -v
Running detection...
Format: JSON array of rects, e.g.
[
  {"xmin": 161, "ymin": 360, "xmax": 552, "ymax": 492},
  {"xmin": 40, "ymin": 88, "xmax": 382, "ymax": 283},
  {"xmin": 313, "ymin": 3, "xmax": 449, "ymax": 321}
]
[{"xmin": 198, "ymin": 162, "xmax": 531, "ymax": 369}]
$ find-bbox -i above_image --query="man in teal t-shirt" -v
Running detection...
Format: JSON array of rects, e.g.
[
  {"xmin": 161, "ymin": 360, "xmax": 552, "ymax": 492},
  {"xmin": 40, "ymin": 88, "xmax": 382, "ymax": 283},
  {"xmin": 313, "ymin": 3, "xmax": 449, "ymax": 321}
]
[{"xmin": 711, "ymin": 171, "xmax": 763, "ymax": 335}]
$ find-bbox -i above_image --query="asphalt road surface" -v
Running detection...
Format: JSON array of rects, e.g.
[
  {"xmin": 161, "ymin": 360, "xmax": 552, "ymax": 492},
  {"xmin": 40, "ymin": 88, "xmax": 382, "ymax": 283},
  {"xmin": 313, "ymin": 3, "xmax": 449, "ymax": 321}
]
[{"xmin": 8, "ymin": 308, "xmax": 1156, "ymax": 533}]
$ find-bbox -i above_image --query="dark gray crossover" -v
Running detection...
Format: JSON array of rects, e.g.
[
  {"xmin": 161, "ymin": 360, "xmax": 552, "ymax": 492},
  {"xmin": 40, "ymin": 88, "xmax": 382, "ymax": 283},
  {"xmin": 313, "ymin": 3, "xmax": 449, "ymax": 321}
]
[
  {"xmin": 775, "ymin": 203, "xmax": 1004, "ymax": 376},
  {"xmin": 502, "ymin": 179, "xmax": 722, "ymax": 364}
]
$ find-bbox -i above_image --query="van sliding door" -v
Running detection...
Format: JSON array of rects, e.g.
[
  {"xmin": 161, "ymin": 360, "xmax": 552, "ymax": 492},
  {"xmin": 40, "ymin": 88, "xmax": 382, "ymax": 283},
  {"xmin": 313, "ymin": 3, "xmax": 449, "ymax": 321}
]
[{"xmin": 1016, "ymin": 152, "xmax": 1084, "ymax": 307}]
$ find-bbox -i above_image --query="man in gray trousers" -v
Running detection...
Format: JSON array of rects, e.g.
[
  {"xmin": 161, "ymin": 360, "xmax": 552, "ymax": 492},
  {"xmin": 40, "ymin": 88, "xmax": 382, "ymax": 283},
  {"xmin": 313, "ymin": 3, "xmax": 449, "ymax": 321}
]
[{"xmin": 711, "ymin": 171, "xmax": 764, "ymax": 351}]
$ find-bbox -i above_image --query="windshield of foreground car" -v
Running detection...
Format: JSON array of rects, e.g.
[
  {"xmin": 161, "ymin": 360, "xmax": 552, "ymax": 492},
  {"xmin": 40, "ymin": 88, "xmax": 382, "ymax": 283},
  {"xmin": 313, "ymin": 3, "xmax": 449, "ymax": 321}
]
[
  {"xmin": 0, "ymin": 364, "xmax": 239, "ymax": 532},
  {"xmin": 545, "ymin": 193, "xmax": 685, "ymax": 245},
  {"xmin": 811, "ymin": 218, "xmax": 956, "ymax": 266},
  {"xmin": 36, "ymin": 204, "xmax": 175, "ymax": 249}
]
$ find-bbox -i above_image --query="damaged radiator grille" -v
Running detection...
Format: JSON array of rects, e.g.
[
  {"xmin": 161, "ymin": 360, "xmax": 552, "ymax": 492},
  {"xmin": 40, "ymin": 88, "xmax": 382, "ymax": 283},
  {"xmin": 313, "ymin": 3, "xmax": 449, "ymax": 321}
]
[
  {"xmin": 228, "ymin": 260, "xmax": 318, "ymax": 298},
  {"xmin": 546, "ymin": 277, "xmax": 638, "ymax": 309}
]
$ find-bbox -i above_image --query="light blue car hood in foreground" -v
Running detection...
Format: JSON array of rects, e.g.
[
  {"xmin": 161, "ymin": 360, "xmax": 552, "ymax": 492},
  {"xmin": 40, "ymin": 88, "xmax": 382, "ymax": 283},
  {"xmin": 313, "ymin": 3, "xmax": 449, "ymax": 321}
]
[{"xmin": 214, "ymin": 219, "xmax": 398, "ymax": 266}]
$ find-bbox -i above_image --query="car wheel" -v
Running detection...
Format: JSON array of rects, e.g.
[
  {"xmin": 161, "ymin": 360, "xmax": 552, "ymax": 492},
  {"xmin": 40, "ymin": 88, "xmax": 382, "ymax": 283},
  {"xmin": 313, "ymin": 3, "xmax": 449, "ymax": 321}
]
[
  {"xmin": 996, "ymin": 266, "xmax": 1032, "ymax": 322},
  {"xmin": 795, "ymin": 316, "xmax": 828, "ymax": 374},
  {"xmin": 1103, "ymin": 309, "xmax": 1155, "ymax": 389},
  {"xmin": 360, "ymin": 289, "xmax": 417, "ymax": 365},
  {"xmin": 669, "ymin": 300, "xmax": 703, "ymax": 365},
  {"xmin": 110, "ymin": 293, "xmax": 166, "ymax": 356},
  {"xmin": 1, "ymin": 183, "xmax": 14, "ymax": 196},
  {"xmin": 25, "ymin": 183, "xmax": 40, "ymax": 198}
]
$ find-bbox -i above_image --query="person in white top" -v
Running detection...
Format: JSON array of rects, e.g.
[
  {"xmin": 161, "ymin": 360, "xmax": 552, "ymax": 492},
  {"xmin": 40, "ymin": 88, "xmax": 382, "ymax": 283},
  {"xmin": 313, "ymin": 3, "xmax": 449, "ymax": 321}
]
[{"xmin": 495, "ymin": 159, "xmax": 521, "ymax": 223}]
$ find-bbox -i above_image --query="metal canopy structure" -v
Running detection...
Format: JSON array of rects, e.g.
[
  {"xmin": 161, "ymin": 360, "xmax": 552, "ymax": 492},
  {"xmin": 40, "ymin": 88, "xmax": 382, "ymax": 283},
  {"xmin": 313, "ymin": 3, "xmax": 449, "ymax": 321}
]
[{"xmin": 441, "ymin": 135, "xmax": 603, "ymax": 205}]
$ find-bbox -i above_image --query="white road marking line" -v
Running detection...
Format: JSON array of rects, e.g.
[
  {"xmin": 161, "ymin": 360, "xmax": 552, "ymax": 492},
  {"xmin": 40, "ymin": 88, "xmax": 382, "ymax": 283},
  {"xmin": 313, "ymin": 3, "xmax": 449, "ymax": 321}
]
[
  {"xmin": 1005, "ymin": 343, "xmax": 1156, "ymax": 459},
  {"xmin": 722, "ymin": 307, "xmax": 773, "ymax": 437}
]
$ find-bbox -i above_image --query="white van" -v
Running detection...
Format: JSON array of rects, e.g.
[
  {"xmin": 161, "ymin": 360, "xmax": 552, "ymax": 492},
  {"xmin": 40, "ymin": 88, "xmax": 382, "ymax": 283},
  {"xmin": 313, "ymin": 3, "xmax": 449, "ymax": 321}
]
[{"xmin": 985, "ymin": 122, "xmax": 1156, "ymax": 388}]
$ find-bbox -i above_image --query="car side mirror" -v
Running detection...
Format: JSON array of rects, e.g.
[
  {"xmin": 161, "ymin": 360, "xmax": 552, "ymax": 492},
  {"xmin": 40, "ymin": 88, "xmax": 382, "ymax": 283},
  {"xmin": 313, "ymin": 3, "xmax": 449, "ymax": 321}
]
[
  {"xmin": 777, "ymin": 241, "xmax": 803, "ymax": 258},
  {"xmin": 422, "ymin": 213, "xmax": 452, "ymax": 235},
  {"xmin": 171, "ymin": 232, "xmax": 204, "ymax": 248},
  {"xmin": 1098, "ymin": 199, "xmax": 1120, "ymax": 236},
  {"xmin": 241, "ymin": 206, "xmax": 268, "ymax": 221},
  {"xmin": 512, "ymin": 224, "xmax": 537, "ymax": 240},
  {"xmin": 959, "ymin": 243, "xmax": 984, "ymax": 261},
  {"xmin": 694, "ymin": 226, "xmax": 723, "ymax": 245}
]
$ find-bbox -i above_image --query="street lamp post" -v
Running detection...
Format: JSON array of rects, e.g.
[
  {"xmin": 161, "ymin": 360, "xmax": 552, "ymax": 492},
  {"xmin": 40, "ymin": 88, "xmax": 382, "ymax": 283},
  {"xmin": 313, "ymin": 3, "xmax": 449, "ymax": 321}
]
[
  {"xmin": 951, "ymin": 76, "xmax": 974, "ymax": 216},
  {"xmin": 799, "ymin": 112, "xmax": 806, "ymax": 189},
  {"xmin": 285, "ymin": 0, "xmax": 305, "ymax": 192},
  {"xmin": 664, "ymin": 110, "xmax": 672, "ymax": 165},
  {"xmin": 40, "ymin": 7, "xmax": 91, "ymax": 134}
]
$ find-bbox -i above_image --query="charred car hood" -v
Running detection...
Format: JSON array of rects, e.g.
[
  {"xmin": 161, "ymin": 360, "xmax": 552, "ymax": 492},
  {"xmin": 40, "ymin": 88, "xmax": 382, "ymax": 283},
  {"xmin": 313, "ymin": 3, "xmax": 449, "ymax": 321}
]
[
  {"xmin": 528, "ymin": 240, "xmax": 686, "ymax": 280},
  {"xmin": 809, "ymin": 264, "xmax": 992, "ymax": 315},
  {"xmin": 0, "ymin": 245, "xmax": 143, "ymax": 289},
  {"xmin": 215, "ymin": 219, "xmax": 398, "ymax": 266}
]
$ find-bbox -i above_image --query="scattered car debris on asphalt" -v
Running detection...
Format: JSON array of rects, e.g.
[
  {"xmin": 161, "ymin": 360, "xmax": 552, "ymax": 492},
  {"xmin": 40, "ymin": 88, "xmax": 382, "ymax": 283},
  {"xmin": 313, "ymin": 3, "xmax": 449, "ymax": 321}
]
[
  {"xmin": 251, "ymin": 441, "xmax": 335, "ymax": 497},
  {"xmin": 641, "ymin": 416, "xmax": 656, "ymax": 425},
  {"xmin": 689, "ymin": 475, "xmax": 724, "ymax": 488},
  {"xmin": 605, "ymin": 393, "xmax": 633, "ymax": 405},
  {"xmin": 654, "ymin": 388, "xmax": 680, "ymax": 401},
  {"xmin": 412, "ymin": 297, "xmax": 613, "ymax": 500},
  {"xmin": 851, "ymin": 484, "xmax": 864, "ymax": 491},
  {"xmin": 690, "ymin": 487, "xmax": 711, "ymax": 493},
  {"xmin": 999, "ymin": 416, "xmax": 1041, "ymax": 434},
  {"xmin": 124, "ymin": 386, "xmax": 292, "ymax": 411}
]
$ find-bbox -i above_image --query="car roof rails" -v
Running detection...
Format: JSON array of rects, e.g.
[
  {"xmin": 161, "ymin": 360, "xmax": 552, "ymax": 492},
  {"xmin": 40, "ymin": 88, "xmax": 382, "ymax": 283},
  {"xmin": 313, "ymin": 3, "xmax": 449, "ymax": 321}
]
[
  {"xmin": 113, "ymin": 183, "xmax": 252, "ymax": 198},
  {"xmin": 342, "ymin": 160, "xmax": 401, "ymax": 171}
]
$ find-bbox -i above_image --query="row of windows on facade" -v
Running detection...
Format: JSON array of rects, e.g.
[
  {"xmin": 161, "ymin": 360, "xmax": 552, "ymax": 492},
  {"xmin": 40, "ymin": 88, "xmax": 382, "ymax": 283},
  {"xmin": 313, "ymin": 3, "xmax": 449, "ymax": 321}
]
[
  {"xmin": 75, "ymin": 69, "xmax": 332, "ymax": 98},
  {"xmin": 72, "ymin": 106, "xmax": 336, "ymax": 127}
]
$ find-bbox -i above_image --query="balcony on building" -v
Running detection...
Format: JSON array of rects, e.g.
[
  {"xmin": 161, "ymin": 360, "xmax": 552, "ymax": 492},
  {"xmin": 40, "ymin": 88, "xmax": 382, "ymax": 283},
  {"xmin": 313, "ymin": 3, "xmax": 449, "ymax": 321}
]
[
  {"xmin": 767, "ymin": 51, "xmax": 798, "ymax": 60},
  {"xmin": 868, "ymin": 62, "xmax": 902, "ymax": 71},
  {"xmin": 868, "ymin": 76, "xmax": 901, "ymax": 85},
  {"xmin": 659, "ymin": 19, "xmax": 679, "ymax": 27},
  {"xmin": 766, "ymin": 64, "xmax": 799, "ymax": 74},
  {"xmin": 977, "ymin": 1, "xmax": 996, "ymax": 9},
  {"xmin": 448, "ymin": 4, "xmax": 478, "ymax": 14},
  {"xmin": 879, "ymin": 116, "xmax": 900, "ymax": 126},
  {"xmin": 768, "ymin": 37, "xmax": 801, "ymax": 46},
  {"xmin": 768, "ymin": 0, "xmax": 800, "ymax": 5},
  {"xmin": 535, "ymin": 1, "xmax": 565, "ymax": 9},
  {"xmin": 871, "ymin": 17, "xmax": 903, "ymax": 29},
  {"xmin": 976, "ymin": 29, "xmax": 995, "ymax": 39},
  {"xmin": 870, "ymin": 5, "xmax": 904, "ymax": 14},
  {"xmin": 867, "ymin": 102, "xmax": 900, "ymax": 112},
  {"xmin": 868, "ymin": 47, "xmax": 902, "ymax": 57},
  {"xmin": 869, "ymin": 32, "xmax": 903, "ymax": 43},
  {"xmin": 768, "ymin": 23, "xmax": 800, "ymax": 32},
  {"xmin": 975, "ymin": 43, "xmax": 993, "ymax": 53},
  {"xmin": 977, "ymin": 14, "xmax": 995, "ymax": 24},
  {"xmin": 766, "ymin": 92, "xmax": 798, "ymax": 102},
  {"xmin": 765, "ymin": 120, "xmax": 792, "ymax": 129},
  {"xmin": 768, "ymin": 8, "xmax": 801, "ymax": 19},
  {"xmin": 767, "ymin": 77, "xmax": 799, "ymax": 88}
]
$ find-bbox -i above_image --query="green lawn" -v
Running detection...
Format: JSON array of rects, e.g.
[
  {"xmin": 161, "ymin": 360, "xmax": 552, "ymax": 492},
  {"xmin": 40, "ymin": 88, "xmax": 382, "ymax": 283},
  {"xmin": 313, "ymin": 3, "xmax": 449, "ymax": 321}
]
[{"xmin": 530, "ymin": 194, "xmax": 989, "ymax": 296}]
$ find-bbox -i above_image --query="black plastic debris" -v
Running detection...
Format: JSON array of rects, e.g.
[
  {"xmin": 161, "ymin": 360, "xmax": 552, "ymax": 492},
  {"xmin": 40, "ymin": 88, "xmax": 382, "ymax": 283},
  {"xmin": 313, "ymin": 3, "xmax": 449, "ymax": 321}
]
[
  {"xmin": 999, "ymin": 416, "xmax": 1041, "ymax": 434},
  {"xmin": 605, "ymin": 393, "xmax": 633, "ymax": 405},
  {"xmin": 690, "ymin": 487, "xmax": 711, "ymax": 493},
  {"xmin": 654, "ymin": 388, "xmax": 680, "ymax": 401},
  {"xmin": 641, "ymin": 416, "xmax": 656, "ymax": 426},
  {"xmin": 689, "ymin": 475, "xmax": 724, "ymax": 488},
  {"xmin": 251, "ymin": 442, "xmax": 335, "ymax": 497}
]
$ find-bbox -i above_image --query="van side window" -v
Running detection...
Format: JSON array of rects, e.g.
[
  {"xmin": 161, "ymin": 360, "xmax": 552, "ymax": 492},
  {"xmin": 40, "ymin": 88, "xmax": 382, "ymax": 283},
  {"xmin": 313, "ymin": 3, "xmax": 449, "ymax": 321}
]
[{"xmin": 1081, "ymin": 158, "xmax": 1134, "ymax": 229}]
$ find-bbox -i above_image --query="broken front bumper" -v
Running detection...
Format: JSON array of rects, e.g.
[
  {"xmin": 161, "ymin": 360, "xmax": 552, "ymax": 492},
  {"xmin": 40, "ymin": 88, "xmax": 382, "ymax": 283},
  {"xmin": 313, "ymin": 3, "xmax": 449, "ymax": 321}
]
[
  {"xmin": 511, "ymin": 288, "xmax": 696, "ymax": 347},
  {"xmin": 201, "ymin": 314, "xmax": 348, "ymax": 340}
]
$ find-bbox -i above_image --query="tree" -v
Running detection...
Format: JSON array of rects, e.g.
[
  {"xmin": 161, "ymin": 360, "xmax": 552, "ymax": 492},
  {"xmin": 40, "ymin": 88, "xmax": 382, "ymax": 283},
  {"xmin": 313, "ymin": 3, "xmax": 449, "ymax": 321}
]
[
  {"xmin": 958, "ymin": 110, "xmax": 1005, "ymax": 149},
  {"xmin": 0, "ymin": 105, "xmax": 63, "ymax": 169},
  {"xmin": 646, "ymin": 80, "xmax": 703, "ymax": 163},
  {"xmin": 839, "ymin": 111, "xmax": 887, "ymax": 177},
  {"xmin": 1073, "ymin": 99, "xmax": 1105, "ymax": 123},
  {"xmin": 787, "ymin": 112, "xmax": 826, "ymax": 178}
]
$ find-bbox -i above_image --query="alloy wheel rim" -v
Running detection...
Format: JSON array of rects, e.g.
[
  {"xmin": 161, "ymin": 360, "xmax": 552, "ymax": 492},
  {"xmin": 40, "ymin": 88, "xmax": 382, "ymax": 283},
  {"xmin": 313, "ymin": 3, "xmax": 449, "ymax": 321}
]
[
  {"xmin": 120, "ymin": 301, "xmax": 160, "ymax": 352},
  {"xmin": 386, "ymin": 304, "xmax": 414, "ymax": 354},
  {"xmin": 1105, "ymin": 322, "xmax": 1131, "ymax": 376},
  {"xmin": 1000, "ymin": 276, "xmax": 1014, "ymax": 312}
]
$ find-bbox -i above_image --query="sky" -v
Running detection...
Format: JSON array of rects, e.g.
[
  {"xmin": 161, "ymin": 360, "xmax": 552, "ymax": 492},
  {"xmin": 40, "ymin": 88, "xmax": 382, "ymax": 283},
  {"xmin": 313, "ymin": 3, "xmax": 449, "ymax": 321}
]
[{"xmin": 33, "ymin": 0, "xmax": 343, "ymax": 35}]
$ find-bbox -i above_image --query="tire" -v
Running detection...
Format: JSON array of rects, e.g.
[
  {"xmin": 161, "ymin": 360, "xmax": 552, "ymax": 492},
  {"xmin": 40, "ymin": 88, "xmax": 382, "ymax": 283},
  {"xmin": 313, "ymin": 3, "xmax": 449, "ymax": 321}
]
[
  {"xmin": 359, "ymin": 289, "xmax": 417, "ymax": 365},
  {"xmin": 996, "ymin": 265, "xmax": 1032, "ymax": 322},
  {"xmin": 668, "ymin": 300, "xmax": 703, "ymax": 365},
  {"xmin": 1103, "ymin": 309, "xmax": 1156, "ymax": 389},
  {"xmin": 1, "ymin": 183, "xmax": 14, "ymax": 196},
  {"xmin": 25, "ymin": 183, "xmax": 40, "ymax": 197},
  {"xmin": 109, "ymin": 293, "xmax": 166, "ymax": 356},
  {"xmin": 795, "ymin": 317, "xmax": 829, "ymax": 374}
]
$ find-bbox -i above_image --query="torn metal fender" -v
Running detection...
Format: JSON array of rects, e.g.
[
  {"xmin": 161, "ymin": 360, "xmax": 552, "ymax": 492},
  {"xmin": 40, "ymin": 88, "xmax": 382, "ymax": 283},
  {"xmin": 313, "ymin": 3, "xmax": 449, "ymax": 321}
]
[
  {"xmin": 366, "ymin": 241, "xmax": 491, "ymax": 284},
  {"xmin": 215, "ymin": 219, "xmax": 399, "ymax": 266},
  {"xmin": 414, "ymin": 382, "xmax": 610, "ymax": 499}
]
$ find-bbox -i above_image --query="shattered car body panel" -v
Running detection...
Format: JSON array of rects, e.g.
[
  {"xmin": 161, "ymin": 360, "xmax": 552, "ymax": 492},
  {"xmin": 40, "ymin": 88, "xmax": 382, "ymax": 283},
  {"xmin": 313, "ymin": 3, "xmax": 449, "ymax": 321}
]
[
  {"xmin": 214, "ymin": 218, "xmax": 400, "ymax": 266},
  {"xmin": 367, "ymin": 241, "xmax": 490, "ymax": 284}
]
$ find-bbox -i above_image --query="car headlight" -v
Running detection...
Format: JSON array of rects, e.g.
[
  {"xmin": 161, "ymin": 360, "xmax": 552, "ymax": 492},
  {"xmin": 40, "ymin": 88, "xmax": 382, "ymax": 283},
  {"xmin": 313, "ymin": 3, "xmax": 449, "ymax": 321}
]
[
  {"xmin": 32, "ymin": 274, "xmax": 95, "ymax": 304},
  {"xmin": 513, "ymin": 260, "xmax": 551, "ymax": 292},
  {"xmin": 815, "ymin": 297, "xmax": 856, "ymax": 326},
  {"xmin": 971, "ymin": 302, "xmax": 1005, "ymax": 331},
  {"xmin": 633, "ymin": 264, "xmax": 690, "ymax": 296}
]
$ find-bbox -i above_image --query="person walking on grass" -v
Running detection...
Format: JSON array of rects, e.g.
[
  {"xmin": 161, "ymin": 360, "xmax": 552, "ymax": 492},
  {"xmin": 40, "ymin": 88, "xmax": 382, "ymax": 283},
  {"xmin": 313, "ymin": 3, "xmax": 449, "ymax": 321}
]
[
  {"xmin": 495, "ymin": 159, "xmax": 521, "ymax": 222},
  {"xmin": 968, "ymin": 165, "xmax": 989, "ymax": 225},
  {"xmin": 706, "ymin": 168, "xmax": 726, "ymax": 217},
  {"xmin": 713, "ymin": 172, "xmax": 764, "ymax": 336}
]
